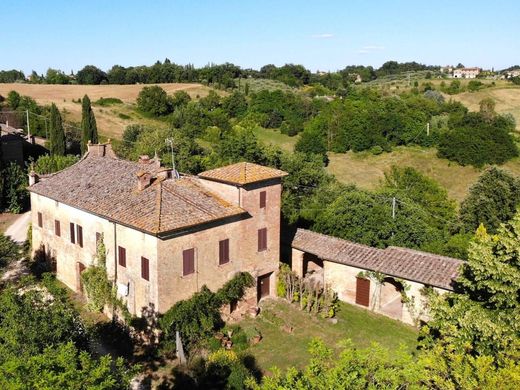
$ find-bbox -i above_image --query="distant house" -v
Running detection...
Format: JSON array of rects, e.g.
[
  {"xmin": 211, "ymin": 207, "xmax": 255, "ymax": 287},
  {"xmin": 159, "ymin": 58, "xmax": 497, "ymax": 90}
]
[
  {"xmin": 453, "ymin": 67, "xmax": 481, "ymax": 78},
  {"xmin": 29, "ymin": 142, "xmax": 287, "ymax": 317},
  {"xmin": 440, "ymin": 65, "xmax": 453, "ymax": 74},
  {"xmin": 291, "ymin": 229, "xmax": 462, "ymax": 325},
  {"xmin": 506, "ymin": 69, "xmax": 520, "ymax": 78}
]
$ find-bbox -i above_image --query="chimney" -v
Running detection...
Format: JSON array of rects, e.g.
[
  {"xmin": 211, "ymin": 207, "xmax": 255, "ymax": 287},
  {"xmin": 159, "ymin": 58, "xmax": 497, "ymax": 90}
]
[
  {"xmin": 29, "ymin": 170, "xmax": 39, "ymax": 186},
  {"xmin": 87, "ymin": 141, "xmax": 115, "ymax": 157},
  {"xmin": 136, "ymin": 171, "xmax": 152, "ymax": 191}
]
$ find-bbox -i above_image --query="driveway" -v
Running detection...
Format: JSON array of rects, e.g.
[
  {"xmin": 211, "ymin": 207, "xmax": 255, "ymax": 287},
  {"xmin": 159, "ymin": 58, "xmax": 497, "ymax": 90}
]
[{"xmin": 5, "ymin": 211, "xmax": 31, "ymax": 243}]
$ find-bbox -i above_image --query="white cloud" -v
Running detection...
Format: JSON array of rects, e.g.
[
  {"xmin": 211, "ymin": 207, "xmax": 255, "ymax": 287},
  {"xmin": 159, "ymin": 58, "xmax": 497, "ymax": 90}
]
[
  {"xmin": 311, "ymin": 33, "xmax": 334, "ymax": 39},
  {"xmin": 357, "ymin": 45, "xmax": 385, "ymax": 54}
]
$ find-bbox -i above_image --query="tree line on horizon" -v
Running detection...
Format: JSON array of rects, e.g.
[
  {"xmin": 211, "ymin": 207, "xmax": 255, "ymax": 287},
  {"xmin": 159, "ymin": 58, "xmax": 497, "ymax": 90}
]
[{"xmin": 0, "ymin": 60, "xmax": 441, "ymax": 88}]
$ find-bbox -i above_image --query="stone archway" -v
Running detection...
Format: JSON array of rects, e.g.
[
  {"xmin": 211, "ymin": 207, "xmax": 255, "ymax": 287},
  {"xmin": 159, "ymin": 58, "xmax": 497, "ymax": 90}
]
[{"xmin": 378, "ymin": 277, "xmax": 403, "ymax": 320}]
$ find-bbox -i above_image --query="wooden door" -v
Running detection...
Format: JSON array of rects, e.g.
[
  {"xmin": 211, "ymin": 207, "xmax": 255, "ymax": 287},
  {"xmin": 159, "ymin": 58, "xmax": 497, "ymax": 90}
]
[
  {"xmin": 355, "ymin": 277, "xmax": 370, "ymax": 307},
  {"xmin": 257, "ymin": 273, "xmax": 271, "ymax": 301}
]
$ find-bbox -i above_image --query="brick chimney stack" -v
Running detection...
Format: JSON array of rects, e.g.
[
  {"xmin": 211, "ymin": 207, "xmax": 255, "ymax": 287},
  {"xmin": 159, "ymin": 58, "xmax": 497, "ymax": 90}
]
[{"xmin": 136, "ymin": 171, "xmax": 152, "ymax": 191}]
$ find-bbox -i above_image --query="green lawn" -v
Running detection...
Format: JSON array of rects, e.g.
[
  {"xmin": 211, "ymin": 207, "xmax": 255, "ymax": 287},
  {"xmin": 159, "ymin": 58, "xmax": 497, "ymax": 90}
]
[
  {"xmin": 327, "ymin": 146, "xmax": 520, "ymax": 204},
  {"xmin": 238, "ymin": 299, "xmax": 417, "ymax": 372},
  {"xmin": 253, "ymin": 127, "xmax": 299, "ymax": 152}
]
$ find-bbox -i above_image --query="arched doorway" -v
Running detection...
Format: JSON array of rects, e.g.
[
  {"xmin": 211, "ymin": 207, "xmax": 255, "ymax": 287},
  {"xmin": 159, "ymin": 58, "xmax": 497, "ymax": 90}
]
[{"xmin": 378, "ymin": 278, "xmax": 403, "ymax": 320}]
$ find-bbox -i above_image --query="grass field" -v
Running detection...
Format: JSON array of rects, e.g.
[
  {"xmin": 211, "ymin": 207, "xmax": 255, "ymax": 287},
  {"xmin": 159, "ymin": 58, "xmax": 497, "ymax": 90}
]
[
  {"xmin": 239, "ymin": 299, "xmax": 417, "ymax": 371},
  {"xmin": 327, "ymin": 146, "xmax": 520, "ymax": 203},
  {"xmin": 0, "ymin": 83, "xmax": 215, "ymax": 139},
  {"xmin": 253, "ymin": 127, "xmax": 299, "ymax": 152}
]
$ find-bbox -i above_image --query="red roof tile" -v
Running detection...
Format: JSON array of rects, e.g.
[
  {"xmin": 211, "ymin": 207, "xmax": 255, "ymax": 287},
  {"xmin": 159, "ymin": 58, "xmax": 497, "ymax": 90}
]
[
  {"xmin": 29, "ymin": 153, "xmax": 247, "ymax": 235},
  {"xmin": 198, "ymin": 162, "xmax": 288, "ymax": 185},
  {"xmin": 292, "ymin": 229, "xmax": 462, "ymax": 290}
]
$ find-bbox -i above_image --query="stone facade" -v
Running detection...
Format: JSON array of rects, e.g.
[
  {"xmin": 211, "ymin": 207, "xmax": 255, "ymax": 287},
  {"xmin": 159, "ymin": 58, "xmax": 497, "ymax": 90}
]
[{"xmin": 30, "ymin": 151, "xmax": 285, "ymax": 317}]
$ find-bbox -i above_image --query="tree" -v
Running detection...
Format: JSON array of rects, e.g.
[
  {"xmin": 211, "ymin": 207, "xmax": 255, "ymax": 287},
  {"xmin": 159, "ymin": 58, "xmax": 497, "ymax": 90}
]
[
  {"xmin": 34, "ymin": 155, "xmax": 79, "ymax": 175},
  {"xmin": 421, "ymin": 217, "xmax": 520, "ymax": 366},
  {"xmin": 76, "ymin": 65, "xmax": 108, "ymax": 85},
  {"xmin": 0, "ymin": 342, "xmax": 134, "ymax": 390},
  {"xmin": 222, "ymin": 91, "xmax": 248, "ymax": 118},
  {"xmin": 136, "ymin": 85, "xmax": 172, "ymax": 116},
  {"xmin": 382, "ymin": 166, "xmax": 456, "ymax": 231},
  {"xmin": 460, "ymin": 167, "xmax": 520, "ymax": 233},
  {"xmin": 170, "ymin": 90, "xmax": 191, "ymax": 110},
  {"xmin": 80, "ymin": 95, "xmax": 98, "ymax": 154},
  {"xmin": 7, "ymin": 90, "xmax": 21, "ymax": 109},
  {"xmin": 0, "ymin": 278, "xmax": 87, "ymax": 361},
  {"xmin": 2, "ymin": 163, "xmax": 28, "ymax": 213},
  {"xmin": 49, "ymin": 103, "xmax": 66, "ymax": 156},
  {"xmin": 479, "ymin": 97, "xmax": 496, "ymax": 121},
  {"xmin": 294, "ymin": 126, "xmax": 328, "ymax": 162},
  {"xmin": 0, "ymin": 234, "xmax": 19, "ymax": 270}
]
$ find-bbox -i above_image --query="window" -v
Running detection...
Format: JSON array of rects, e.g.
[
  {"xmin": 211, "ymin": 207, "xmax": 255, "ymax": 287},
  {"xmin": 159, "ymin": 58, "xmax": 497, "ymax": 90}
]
[
  {"xmin": 258, "ymin": 228, "xmax": 267, "ymax": 252},
  {"xmin": 259, "ymin": 191, "xmax": 266, "ymax": 209},
  {"xmin": 219, "ymin": 239, "xmax": 230, "ymax": 265},
  {"xmin": 54, "ymin": 220, "xmax": 61, "ymax": 237},
  {"xmin": 183, "ymin": 248, "xmax": 195, "ymax": 276},
  {"xmin": 37, "ymin": 212, "xmax": 43, "ymax": 228},
  {"xmin": 141, "ymin": 257, "xmax": 150, "ymax": 281},
  {"xmin": 76, "ymin": 225, "xmax": 83, "ymax": 248},
  {"xmin": 118, "ymin": 246, "xmax": 126, "ymax": 267},
  {"xmin": 70, "ymin": 223, "xmax": 76, "ymax": 244},
  {"xmin": 96, "ymin": 232, "xmax": 101, "ymax": 247}
]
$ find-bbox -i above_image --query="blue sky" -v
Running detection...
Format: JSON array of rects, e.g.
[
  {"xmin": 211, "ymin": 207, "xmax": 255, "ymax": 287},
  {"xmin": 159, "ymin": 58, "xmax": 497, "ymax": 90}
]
[{"xmin": 3, "ymin": 0, "xmax": 519, "ymax": 74}]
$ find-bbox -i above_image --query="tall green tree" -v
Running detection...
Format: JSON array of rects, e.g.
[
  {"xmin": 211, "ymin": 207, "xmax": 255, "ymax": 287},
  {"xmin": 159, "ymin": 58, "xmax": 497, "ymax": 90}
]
[
  {"xmin": 80, "ymin": 95, "xmax": 98, "ymax": 154},
  {"xmin": 49, "ymin": 103, "xmax": 66, "ymax": 156},
  {"xmin": 460, "ymin": 167, "xmax": 520, "ymax": 234}
]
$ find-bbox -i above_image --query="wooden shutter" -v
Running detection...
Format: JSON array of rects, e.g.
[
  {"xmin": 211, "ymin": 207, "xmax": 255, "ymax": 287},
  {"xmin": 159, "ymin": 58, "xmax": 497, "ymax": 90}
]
[
  {"xmin": 77, "ymin": 225, "xmax": 83, "ymax": 248},
  {"xmin": 219, "ymin": 239, "xmax": 230, "ymax": 265},
  {"xmin": 118, "ymin": 246, "xmax": 126, "ymax": 267},
  {"xmin": 183, "ymin": 248, "xmax": 195, "ymax": 276},
  {"xmin": 37, "ymin": 212, "xmax": 43, "ymax": 228},
  {"xmin": 355, "ymin": 277, "xmax": 370, "ymax": 307},
  {"xmin": 258, "ymin": 228, "xmax": 267, "ymax": 252},
  {"xmin": 54, "ymin": 220, "xmax": 61, "ymax": 236},
  {"xmin": 259, "ymin": 191, "xmax": 266, "ymax": 209},
  {"xmin": 141, "ymin": 257, "xmax": 149, "ymax": 281},
  {"xmin": 70, "ymin": 223, "xmax": 75, "ymax": 244}
]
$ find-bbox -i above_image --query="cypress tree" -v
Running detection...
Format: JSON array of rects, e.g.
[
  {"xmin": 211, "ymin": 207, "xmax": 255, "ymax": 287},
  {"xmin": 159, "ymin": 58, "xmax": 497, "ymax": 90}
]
[
  {"xmin": 80, "ymin": 95, "xmax": 98, "ymax": 154},
  {"xmin": 49, "ymin": 103, "xmax": 66, "ymax": 156},
  {"xmin": 0, "ymin": 130, "xmax": 3, "ymax": 210}
]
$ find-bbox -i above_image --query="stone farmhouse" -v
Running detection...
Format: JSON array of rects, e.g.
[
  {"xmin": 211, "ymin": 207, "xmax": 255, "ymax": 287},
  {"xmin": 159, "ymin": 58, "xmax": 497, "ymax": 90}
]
[
  {"xmin": 29, "ymin": 142, "xmax": 287, "ymax": 316},
  {"xmin": 453, "ymin": 67, "xmax": 481, "ymax": 78},
  {"xmin": 291, "ymin": 229, "xmax": 462, "ymax": 325}
]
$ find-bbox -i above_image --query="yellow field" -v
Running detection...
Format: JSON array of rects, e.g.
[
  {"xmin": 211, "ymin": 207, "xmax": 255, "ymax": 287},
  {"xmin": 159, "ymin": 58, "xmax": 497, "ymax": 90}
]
[
  {"xmin": 327, "ymin": 146, "xmax": 520, "ymax": 203},
  {"xmin": 0, "ymin": 83, "xmax": 214, "ymax": 138}
]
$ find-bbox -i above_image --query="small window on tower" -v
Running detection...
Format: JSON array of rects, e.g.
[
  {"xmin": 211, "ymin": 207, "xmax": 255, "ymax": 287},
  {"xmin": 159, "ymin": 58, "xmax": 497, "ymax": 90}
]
[{"xmin": 260, "ymin": 191, "xmax": 266, "ymax": 209}]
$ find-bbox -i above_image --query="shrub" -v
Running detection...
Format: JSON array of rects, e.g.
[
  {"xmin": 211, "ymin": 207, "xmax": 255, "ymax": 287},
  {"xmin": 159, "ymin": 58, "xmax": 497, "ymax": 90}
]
[
  {"xmin": 160, "ymin": 272, "xmax": 254, "ymax": 354},
  {"xmin": 93, "ymin": 97, "xmax": 123, "ymax": 106},
  {"xmin": 33, "ymin": 155, "xmax": 79, "ymax": 175}
]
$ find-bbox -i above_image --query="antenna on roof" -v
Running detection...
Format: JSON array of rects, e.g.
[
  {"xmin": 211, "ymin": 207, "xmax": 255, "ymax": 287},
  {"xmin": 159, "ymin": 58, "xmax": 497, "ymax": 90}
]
[{"xmin": 165, "ymin": 137, "xmax": 180, "ymax": 179}]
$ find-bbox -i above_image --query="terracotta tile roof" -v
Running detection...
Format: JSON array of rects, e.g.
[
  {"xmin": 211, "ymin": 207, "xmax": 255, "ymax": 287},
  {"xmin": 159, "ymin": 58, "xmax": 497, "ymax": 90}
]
[
  {"xmin": 29, "ymin": 154, "xmax": 247, "ymax": 235},
  {"xmin": 292, "ymin": 229, "xmax": 463, "ymax": 290},
  {"xmin": 198, "ymin": 162, "xmax": 288, "ymax": 185}
]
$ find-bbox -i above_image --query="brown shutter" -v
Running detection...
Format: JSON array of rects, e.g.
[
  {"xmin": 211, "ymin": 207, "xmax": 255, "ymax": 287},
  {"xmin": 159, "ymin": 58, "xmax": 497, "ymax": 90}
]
[
  {"xmin": 219, "ymin": 239, "xmax": 229, "ymax": 265},
  {"xmin": 259, "ymin": 191, "xmax": 267, "ymax": 208},
  {"xmin": 70, "ymin": 223, "xmax": 75, "ymax": 244},
  {"xmin": 258, "ymin": 228, "xmax": 267, "ymax": 252},
  {"xmin": 77, "ymin": 225, "xmax": 83, "ymax": 248},
  {"xmin": 355, "ymin": 277, "xmax": 370, "ymax": 307},
  {"xmin": 183, "ymin": 248, "xmax": 195, "ymax": 275},
  {"xmin": 37, "ymin": 212, "xmax": 43, "ymax": 228},
  {"xmin": 118, "ymin": 246, "xmax": 126, "ymax": 267},
  {"xmin": 141, "ymin": 257, "xmax": 149, "ymax": 281},
  {"xmin": 54, "ymin": 220, "xmax": 61, "ymax": 237}
]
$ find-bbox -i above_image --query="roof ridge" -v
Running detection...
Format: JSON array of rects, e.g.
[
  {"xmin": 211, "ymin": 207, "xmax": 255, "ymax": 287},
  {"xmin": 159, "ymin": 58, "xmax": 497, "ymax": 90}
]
[
  {"xmin": 154, "ymin": 181, "xmax": 163, "ymax": 233},
  {"xmin": 385, "ymin": 246, "xmax": 462, "ymax": 263}
]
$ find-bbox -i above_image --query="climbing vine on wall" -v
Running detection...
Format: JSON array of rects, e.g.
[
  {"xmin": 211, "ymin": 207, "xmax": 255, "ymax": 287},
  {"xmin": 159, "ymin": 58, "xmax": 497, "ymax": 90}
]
[{"xmin": 81, "ymin": 236, "xmax": 130, "ymax": 321}]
